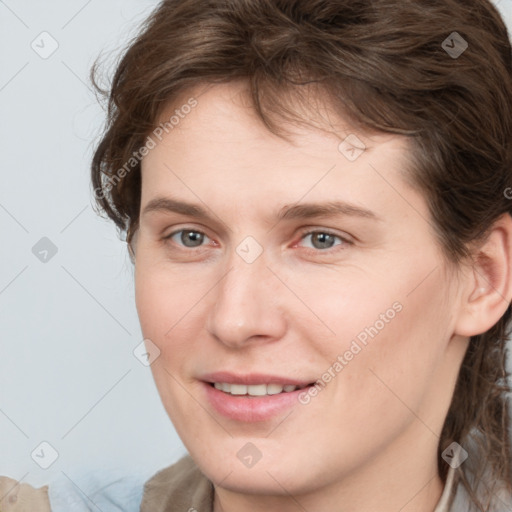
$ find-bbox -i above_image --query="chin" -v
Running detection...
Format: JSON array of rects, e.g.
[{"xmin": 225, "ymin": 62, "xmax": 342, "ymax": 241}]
[{"xmin": 189, "ymin": 443, "xmax": 328, "ymax": 497}]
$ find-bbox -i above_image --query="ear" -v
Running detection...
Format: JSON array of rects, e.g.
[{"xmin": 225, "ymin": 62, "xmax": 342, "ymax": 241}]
[{"xmin": 455, "ymin": 213, "xmax": 512, "ymax": 337}]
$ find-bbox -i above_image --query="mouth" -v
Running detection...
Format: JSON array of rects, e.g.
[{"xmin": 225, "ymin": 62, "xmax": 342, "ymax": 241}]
[
  {"xmin": 199, "ymin": 374, "xmax": 317, "ymax": 422},
  {"xmin": 208, "ymin": 381, "xmax": 312, "ymax": 397}
]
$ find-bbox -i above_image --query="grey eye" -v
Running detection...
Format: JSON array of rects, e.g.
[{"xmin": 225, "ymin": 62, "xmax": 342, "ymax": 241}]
[
  {"xmin": 177, "ymin": 230, "xmax": 205, "ymax": 247},
  {"xmin": 302, "ymin": 232, "xmax": 342, "ymax": 250}
]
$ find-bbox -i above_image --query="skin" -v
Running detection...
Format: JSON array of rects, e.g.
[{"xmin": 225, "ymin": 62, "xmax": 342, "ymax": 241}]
[{"xmin": 133, "ymin": 81, "xmax": 512, "ymax": 512}]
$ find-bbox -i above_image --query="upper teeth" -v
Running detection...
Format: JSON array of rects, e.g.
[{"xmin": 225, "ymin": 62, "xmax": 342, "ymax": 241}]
[{"xmin": 213, "ymin": 382, "xmax": 300, "ymax": 396}]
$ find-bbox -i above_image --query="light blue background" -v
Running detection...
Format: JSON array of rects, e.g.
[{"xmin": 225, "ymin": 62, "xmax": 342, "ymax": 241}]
[{"xmin": 0, "ymin": 0, "xmax": 511, "ymax": 490}]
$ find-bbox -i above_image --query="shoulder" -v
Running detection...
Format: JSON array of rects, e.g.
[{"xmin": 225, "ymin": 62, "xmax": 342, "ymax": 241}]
[{"xmin": 140, "ymin": 454, "xmax": 214, "ymax": 512}]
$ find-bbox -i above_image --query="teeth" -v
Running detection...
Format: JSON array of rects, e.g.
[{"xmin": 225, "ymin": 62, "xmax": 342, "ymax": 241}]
[
  {"xmin": 213, "ymin": 382, "xmax": 300, "ymax": 396},
  {"xmin": 245, "ymin": 384, "xmax": 267, "ymax": 396},
  {"xmin": 267, "ymin": 383, "xmax": 285, "ymax": 395},
  {"xmin": 230, "ymin": 384, "xmax": 248, "ymax": 395}
]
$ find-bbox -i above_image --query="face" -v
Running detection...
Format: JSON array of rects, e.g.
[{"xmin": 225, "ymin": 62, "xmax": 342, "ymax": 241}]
[{"xmin": 134, "ymin": 82, "xmax": 467, "ymax": 500}]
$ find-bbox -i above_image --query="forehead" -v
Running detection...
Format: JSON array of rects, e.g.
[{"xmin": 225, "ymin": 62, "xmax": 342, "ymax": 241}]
[
  {"xmin": 139, "ymin": 82, "xmax": 422, "ymax": 227},
  {"xmin": 143, "ymin": 81, "xmax": 410, "ymax": 176}
]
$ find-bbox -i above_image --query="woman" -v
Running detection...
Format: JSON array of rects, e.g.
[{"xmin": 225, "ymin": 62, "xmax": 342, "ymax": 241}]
[{"xmin": 91, "ymin": 0, "xmax": 512, "ymax": 510}]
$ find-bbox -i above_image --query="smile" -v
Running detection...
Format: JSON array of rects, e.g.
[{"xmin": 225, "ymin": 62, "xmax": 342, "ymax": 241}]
[{"xmin": 211, "ymin": 382, "xmax": 310, "ymax": 396}]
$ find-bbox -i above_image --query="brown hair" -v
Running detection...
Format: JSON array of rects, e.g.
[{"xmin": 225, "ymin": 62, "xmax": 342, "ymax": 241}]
[{"xmin": 90, "ymin": 0, "xmax": 512, "ymax": 508}]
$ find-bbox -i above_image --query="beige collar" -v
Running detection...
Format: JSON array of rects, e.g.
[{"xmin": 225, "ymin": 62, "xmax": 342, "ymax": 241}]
[{"xmin": 434, "ymin": 465, "xmax": 457, "ymax": 512}]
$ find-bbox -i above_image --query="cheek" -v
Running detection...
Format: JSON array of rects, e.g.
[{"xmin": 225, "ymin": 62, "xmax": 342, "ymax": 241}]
[
  {"xmin": 133, "ymin": 255, "xmax": 212, "ymax": 418},
  {"xmin": 290, "ymin": 258, "xmax": 452, "ymax": 406},
  {"xmin": 134, "ymin": 254, "xmax": 202, "ymax": 342},
  {"xmin": 277, "ymin": 264, "xmax": 406, "ymax": 363},
  {"xmin": 134, "ymin": 261, "xmax": 197, "ymax": 420},
  {"xmin": 320, "ymin": 268, "xmax": 452, "ymax": 431}
]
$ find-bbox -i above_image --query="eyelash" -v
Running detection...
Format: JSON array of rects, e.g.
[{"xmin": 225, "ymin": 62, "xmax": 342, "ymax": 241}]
[{"xmin": 163, "ymin": 227, "xmax": 352, "ymax": 253}]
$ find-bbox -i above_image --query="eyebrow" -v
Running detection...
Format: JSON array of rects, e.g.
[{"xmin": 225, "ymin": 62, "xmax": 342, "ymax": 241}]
[{"xmin": 142, "ymin": 197, "xmax": 380, "ymax": 223}]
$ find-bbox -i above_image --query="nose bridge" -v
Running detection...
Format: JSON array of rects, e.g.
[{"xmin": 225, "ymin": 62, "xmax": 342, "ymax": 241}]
[{"xmin": 205, "ymin": 243, "xmax": 286, "ymax": 347}]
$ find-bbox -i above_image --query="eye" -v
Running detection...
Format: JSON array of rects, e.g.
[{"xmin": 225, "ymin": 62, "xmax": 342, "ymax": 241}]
[
  {"xmin": 297, "ymin": 230, "xmax": 350, "ymax": 251},
  {"xmin": 163, "ymin": 228, "xmax": 350, "ymax": 252},
  {"xmin": 165, "ymin": 228, "xmax": 212, "ymax": 248}
]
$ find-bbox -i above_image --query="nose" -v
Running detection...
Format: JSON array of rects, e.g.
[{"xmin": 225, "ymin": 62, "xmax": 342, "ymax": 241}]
[{"xmin": 205, "ymin": 248, "xmax": 287, "ymax": 349}]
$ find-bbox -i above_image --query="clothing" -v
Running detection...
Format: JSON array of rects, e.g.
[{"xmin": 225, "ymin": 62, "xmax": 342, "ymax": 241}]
[
  {"xmin": 48, "ymin": 469, "xmax": 146, "ymax": 512},
  {"xmin": 139, "ymin": 454, "xmax": 485, "ymax": 512},
  {"xmin": 140, "ymin": 455, "xmax": 213, "ymax": 511}
]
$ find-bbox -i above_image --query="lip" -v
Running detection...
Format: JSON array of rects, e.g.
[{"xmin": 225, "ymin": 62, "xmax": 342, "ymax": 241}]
[
  {"xmin": 199, "ymin": 371, "xmax": 313, "ymax": 387},
  {"xmin": 199, "ymin": 371, "xmax": 315, "ymax": 422}
]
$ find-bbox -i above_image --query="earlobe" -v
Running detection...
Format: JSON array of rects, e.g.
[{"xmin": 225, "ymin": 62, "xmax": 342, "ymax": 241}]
[{"xmin": 455, "ymin": 213, "xmax": 512, "ymax": 338}]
